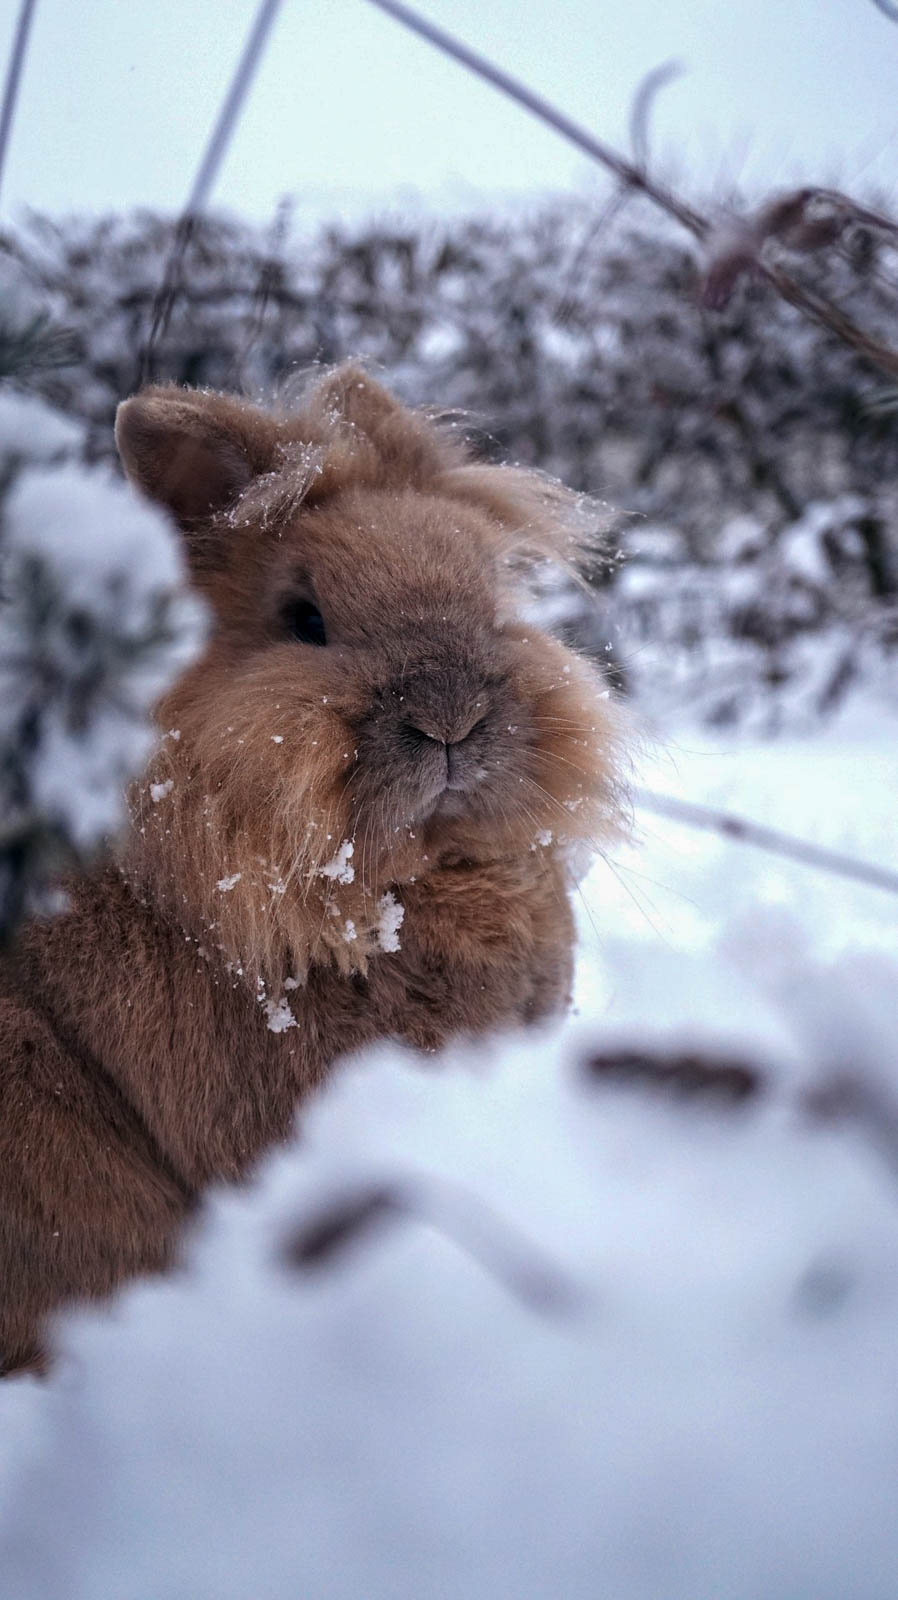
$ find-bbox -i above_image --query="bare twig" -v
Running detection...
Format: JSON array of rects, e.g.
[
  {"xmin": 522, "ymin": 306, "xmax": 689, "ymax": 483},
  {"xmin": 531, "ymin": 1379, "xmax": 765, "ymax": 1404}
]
[
  {"xmin": 635, "ymin": 787, "xmax": 898, "ymax": 898},
  {"xmin": 363, "ymin": 0, "xmax": 898, "ymax": 385},
  {"xmin": 139, "ymin": 0, "xmax": 284, "ymax": 382},
  {"xmin": 0, "ymin": 0, "xmax": 37, "ymax": 210},
  {"xmin": 629, "ymin": 59, "xmax": 684, "ymax": 172},
  {"xmin": 763, "ymin": 259, "xmax": 898, "ymax": 383},
  {"xmin": 870, "ymin": 0, "xmax": 898, "ymax": 20},
  {"xmin": 361, "ymin": 0, "xmax": 708, "ymax": 240},
  {"xmin": 555, "ymin": 60, "xmax": 683, "ymax": 327}
]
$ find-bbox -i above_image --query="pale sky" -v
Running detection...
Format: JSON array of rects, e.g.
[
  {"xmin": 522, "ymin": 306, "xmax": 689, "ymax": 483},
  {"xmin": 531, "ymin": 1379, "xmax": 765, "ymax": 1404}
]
[{"xmin": 1, "ymin": 0, "xmax": 898, "ymax": 223}]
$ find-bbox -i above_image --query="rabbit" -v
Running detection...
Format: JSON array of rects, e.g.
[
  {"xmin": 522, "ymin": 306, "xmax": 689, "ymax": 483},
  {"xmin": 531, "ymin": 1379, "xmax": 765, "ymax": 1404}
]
[{"xmin": 0, "ymin": 363, "xmax": 624, "ymax": 1374}]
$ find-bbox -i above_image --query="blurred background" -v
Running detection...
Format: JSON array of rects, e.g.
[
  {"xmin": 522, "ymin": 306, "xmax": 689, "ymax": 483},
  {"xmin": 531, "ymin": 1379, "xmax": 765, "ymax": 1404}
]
[
  {"xmin": 5, "ymin": 0, "xmax": 896, "ymax": 732},
  {"xmin": 4, "ymin": 0, "xmax": 898, "ymax": 731}
]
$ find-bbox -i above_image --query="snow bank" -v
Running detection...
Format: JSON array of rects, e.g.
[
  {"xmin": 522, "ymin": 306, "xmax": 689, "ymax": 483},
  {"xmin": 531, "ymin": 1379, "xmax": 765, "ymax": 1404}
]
[{"xmin": 4, "ymin": 930, "xmax": 898, "ymax": 1597}]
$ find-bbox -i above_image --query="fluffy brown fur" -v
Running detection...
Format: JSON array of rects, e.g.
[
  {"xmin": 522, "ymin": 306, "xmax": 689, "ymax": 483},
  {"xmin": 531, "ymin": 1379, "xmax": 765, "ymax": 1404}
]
[{"xmin": 0, "ymin": 364, "xmax": 624, "ymax": 1374}]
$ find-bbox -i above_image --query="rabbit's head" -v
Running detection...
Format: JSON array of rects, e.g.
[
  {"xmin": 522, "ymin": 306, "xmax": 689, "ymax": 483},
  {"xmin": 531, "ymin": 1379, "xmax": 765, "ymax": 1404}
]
[{"xmin": 116, "ymin": 365, "xmax": 624, "ymax": 979}]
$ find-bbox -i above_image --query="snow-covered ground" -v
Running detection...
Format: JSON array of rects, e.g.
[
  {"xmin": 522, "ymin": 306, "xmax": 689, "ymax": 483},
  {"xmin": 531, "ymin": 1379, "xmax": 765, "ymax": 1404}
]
[
  {"xmin": 578, "ymin": 704, "xmax": 898, "ymax": 1029},
  {"xmin": 3, "ymin": 708, "xmax": 898, "ymax": 1598}
]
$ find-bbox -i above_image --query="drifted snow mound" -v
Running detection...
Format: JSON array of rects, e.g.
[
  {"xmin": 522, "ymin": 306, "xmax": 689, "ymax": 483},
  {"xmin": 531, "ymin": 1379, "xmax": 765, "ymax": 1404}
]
[{"xmin": 3, "ymin": 973, "xmax": 898, "ymax": 1600}]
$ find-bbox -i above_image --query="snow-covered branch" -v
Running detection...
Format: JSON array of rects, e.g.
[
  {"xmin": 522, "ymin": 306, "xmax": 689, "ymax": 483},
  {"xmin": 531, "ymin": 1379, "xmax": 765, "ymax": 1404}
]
[{"xmin": 0, "ymin": 382, "xmax": 205, "ymax": 939}]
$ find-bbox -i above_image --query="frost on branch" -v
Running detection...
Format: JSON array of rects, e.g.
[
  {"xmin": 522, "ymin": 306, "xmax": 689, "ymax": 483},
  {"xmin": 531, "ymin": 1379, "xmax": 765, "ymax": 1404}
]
[{"xmin": 0, "ymin": 387, "xmax": 205, "ymax": 940}]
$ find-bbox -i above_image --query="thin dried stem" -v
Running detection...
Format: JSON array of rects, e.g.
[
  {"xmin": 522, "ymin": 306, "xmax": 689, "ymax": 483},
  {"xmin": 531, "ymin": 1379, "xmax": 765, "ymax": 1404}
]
[
  {"xmin": 362, "ymin": 0, "xmax": 708, "ymax": 240},
  {"xmin": 629, "ymin": 59, "xmax": 684, "ymax": 172},
  {"xmin": 635, "ymin": 787, "xmax": 898, "ymax": 898},
  {"xmin": 0, "ymin": 0, "xmax": 37, "ymax": 210},
  {"xmin": 140, "ymin": 0, "xmax": 284, "ymax": 382}
]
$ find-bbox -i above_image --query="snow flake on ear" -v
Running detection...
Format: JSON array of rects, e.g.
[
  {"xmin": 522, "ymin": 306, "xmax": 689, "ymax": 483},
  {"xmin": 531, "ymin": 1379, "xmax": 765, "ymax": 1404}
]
[
  {"xmin": 216, "ymin": 872, "xmax": 242, "ymax": 892},
  {"xmin": 149, "ymin": 779, "xmax": 174, "ymax": 803}
]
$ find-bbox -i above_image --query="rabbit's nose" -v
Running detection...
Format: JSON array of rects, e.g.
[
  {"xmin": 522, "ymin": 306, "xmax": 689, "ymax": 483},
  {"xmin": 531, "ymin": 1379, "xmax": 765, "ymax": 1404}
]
[
  {"xmin": 402, "ymin": 712, "xmax": 486, "ymax": 749},
  {"xmin": 402, "ymin": 723, "xmax": 445, "ymax": 751}
]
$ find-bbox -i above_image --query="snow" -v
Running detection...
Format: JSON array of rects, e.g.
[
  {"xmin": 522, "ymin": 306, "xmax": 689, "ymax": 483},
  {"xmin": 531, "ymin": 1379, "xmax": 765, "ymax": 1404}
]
[
  {"xmin": 5, "ymin": 463, "xmax": 185, "ymax": 603},
  {"xmin": 149, "ymin": 779, "xmax": 173, "ymax": 803},
  {"xmin": 0, "ymin": 390, "xmax": 82, "ymax": 461},
  {"xmin": 0, "ymin": 448, "xmax": 206, "ymax": 854},
  {"xmin": 319, "ymin": 839, "xmax": 355, "ymax": 885},
  {"xmin": 375, "ymin": 889, "xmax": 404, "ymax": 952},
  {"xmin": 216, "ymin": 873, "xmax": 242, "ymax": 892},
  {"xmin": 262, "ymin": 997, "xmax": 297, "ymax": 1034},
  {"xmin": 4, "ymin": 710, "xmax": 898, "ymax": 1596}
]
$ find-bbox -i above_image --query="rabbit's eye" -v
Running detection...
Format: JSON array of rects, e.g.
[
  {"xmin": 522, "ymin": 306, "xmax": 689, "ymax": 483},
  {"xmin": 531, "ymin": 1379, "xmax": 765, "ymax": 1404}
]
[{"xmin": 285, "ymin": 599, "xmax": 327, "ymax": 647}]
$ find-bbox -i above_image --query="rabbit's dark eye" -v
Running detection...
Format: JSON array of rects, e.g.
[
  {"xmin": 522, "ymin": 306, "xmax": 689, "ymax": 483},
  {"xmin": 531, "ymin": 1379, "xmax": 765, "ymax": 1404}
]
[{"xmin": 285, "ymin": 599, "xmax": 327, "ymax": 647}]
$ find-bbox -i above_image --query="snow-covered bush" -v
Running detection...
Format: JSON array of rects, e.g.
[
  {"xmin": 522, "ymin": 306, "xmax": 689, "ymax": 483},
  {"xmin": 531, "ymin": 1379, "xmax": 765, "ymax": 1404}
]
[
  {"xmin": 616, "ymin": 495, "xmax": 898, "ymax": 729},
  {"xmin": 0, "ymin": 378, "xmax": 205, "ymax": 938}
]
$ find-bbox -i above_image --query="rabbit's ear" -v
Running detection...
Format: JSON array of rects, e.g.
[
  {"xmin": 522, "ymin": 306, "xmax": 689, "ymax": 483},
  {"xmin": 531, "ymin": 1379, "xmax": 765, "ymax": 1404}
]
[
  {"xmin": 115, "ymin": 386, "xmax": 276, "ymax": 529},
  {"xmin": 311, "ymin": 365, "xmax": 408, "ymax": 435},
  {"xmin": 303, "ymin": 364, "xmax": 443, "ymax": 487}
]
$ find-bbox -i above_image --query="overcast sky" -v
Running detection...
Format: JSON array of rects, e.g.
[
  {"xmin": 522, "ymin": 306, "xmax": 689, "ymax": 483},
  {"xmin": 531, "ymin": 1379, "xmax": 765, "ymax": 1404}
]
[{"xmin": 1, "ymin": 0, "xmax": 897, "ymax": 224}]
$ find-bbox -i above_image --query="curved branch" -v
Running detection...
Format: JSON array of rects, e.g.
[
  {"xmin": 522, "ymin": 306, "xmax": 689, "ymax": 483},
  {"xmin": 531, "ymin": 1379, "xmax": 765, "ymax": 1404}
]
[{"xmin": 629, "ymin": 58, "xmax": 685, "ymax": 171}]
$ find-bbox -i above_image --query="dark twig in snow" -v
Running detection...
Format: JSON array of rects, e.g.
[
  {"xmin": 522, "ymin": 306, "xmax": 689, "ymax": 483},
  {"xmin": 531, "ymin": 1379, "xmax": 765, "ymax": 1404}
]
[
  {"xmin": 586, "ymin": 1046, "xmax": 763, "ymax": 1104},
  {"xmin": 635, "ymin": 788, "xmax": 898, "ymax": 899},
  {"xmin": 869, "ymin": 0, "xmax": 898, "ymax": 21},
  {"xmin": 363, "ymin": 0, "xmax": 898, "ymax": 384},
  {"xmin": 805, "ymin": 1074, "xmax": 898, "ymax": 1179},
  {"xmin": 284, "ymin": 1174, "xmax": 587, "ymax": 1314},
  {"xmin": 0, "ymin": 0, "xmax": 38, "ymax": 210},
  {"xmin": 140, "ymin": 0, "xmax": 284, "ymax": 381}
]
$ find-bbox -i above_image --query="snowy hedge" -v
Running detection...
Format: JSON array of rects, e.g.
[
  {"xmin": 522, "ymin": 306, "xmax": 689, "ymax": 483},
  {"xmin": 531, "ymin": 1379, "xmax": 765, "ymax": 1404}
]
[{"xmin": 5, "ymin": 197, "xmax": 898, "ymax": 725}]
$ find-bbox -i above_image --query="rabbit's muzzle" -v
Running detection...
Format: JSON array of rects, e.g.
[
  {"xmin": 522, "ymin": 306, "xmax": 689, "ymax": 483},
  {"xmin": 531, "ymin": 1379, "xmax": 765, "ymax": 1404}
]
[{"xmin": 352, "ymin": 636, "xmax": 529, "ymax": 830}]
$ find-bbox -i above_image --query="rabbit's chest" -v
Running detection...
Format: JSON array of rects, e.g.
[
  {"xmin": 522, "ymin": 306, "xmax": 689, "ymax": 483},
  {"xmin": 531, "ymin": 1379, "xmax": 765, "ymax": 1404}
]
[{"xmin": 357, "ymin": 854, "xmax": 575, "ymax": 1049}]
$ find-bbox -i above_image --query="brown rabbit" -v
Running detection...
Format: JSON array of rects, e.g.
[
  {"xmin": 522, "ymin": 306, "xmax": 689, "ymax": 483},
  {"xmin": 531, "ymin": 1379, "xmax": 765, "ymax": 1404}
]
[{"xmin": 0, "ymin": 364, "xmax": 623, "ymax": 1374}]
